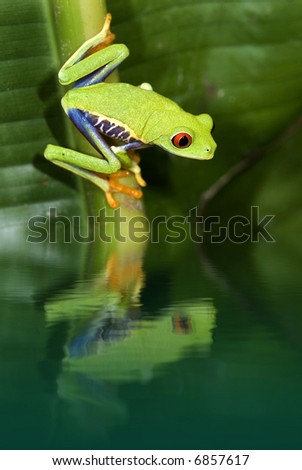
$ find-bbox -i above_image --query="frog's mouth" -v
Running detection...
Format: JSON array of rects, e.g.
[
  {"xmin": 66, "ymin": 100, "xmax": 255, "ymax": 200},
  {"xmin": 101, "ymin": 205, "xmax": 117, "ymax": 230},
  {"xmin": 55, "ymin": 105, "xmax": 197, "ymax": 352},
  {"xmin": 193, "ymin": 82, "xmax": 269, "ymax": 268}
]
[
  {"xmin": 169, "ymin": 147, "xmax": 216, "ymax": 161},
  {"xmin": 179, "ymin": 151, "xmax": 215, "ymax": 161}
]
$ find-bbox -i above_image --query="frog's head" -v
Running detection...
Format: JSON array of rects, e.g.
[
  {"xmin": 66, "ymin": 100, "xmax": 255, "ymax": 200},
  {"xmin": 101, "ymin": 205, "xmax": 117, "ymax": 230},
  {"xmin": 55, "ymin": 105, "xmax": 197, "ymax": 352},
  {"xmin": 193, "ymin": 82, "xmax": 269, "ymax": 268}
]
[{"xmin": 151, "ymin": 112, "xmax": 217, "ymax": 160}]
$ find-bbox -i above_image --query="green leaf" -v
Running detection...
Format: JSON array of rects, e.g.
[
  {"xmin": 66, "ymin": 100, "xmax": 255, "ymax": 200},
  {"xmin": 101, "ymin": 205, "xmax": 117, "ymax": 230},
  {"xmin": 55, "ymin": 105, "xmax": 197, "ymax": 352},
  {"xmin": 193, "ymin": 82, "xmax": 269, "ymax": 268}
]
[
  {"xmin": 0, "ymin": 0, "xmax": 82, "ymax": 228},
  {"xmin": 108, "ymin": 0, "xmax": 302, "ymax": 216}
]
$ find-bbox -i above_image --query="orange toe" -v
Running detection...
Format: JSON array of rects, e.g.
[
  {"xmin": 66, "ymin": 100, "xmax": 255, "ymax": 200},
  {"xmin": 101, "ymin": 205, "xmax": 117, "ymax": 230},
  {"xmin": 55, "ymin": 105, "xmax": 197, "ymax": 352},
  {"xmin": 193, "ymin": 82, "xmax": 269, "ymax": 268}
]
[
  {"xmin": 109, "ymin": 179, "xmax": 143, "ymax": 199},
  {"xmin": 105, "ymin": 191, "xmax": 119, "ymax": 208}
]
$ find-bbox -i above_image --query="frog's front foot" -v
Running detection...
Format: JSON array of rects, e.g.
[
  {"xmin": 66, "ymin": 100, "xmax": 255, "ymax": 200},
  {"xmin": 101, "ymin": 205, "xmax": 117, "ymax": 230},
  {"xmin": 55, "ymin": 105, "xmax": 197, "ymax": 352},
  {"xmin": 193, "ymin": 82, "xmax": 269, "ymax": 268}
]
[
  {"xmin": 129, "ymin": 153, "xmax": 147, "ymax": 188},
  {"xmin": 111, "ymin": 147, "xmax": 147, "ymax": 189},
  {"xmin": 129, "ymin": 166, "xmax": 147, "ymax": 188}
]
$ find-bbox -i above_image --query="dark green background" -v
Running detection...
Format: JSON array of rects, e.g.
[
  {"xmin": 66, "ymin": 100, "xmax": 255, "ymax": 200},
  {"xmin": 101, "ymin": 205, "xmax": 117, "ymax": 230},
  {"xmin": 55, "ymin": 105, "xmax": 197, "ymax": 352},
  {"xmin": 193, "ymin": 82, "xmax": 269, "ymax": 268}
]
[{"xmin": 0, "ymin": 0, "xmax": 302, "ymax": 450}]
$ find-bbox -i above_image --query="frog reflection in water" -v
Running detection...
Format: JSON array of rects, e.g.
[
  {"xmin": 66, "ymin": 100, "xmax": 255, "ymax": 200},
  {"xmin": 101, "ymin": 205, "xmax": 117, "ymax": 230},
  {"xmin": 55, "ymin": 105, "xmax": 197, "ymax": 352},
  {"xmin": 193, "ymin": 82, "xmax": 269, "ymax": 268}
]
[
  {"xmin": 46, "ymin": 246, "xmax": 216, "ymax": 382},
  {"xmin": 70, "ymin": 312, "xmax": 195, "ymax": 358},
  {"xmin": 68, "ymin": 256, "xmax": 195, "ymax": 357}
]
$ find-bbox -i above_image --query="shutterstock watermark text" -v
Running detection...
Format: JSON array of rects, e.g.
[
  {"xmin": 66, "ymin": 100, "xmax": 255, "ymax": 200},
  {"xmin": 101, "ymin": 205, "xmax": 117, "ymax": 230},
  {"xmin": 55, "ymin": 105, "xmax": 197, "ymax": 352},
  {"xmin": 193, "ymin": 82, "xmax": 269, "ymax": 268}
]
[{"xmin": 27, "ymin": 206, "xmax": 275, "ymax": 244}]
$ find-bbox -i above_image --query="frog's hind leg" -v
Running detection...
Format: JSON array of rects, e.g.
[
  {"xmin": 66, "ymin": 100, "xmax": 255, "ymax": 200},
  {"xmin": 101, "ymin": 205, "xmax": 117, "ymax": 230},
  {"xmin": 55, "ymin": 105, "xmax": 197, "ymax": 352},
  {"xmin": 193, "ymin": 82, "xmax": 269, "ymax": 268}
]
[
  {"xmin": 44, "ymin": 144, "xmax": 142, "ymax": 208},
  {"xmin": 72, "ymin": 44, "xmax": 129, "ymax": 88},
  {"xmin": 45, "ymin": 108, "xmax": 144, "ymax": 207},
  {"xmin": 59, "ymin": 13, "xmax": 115, "ymax": 75},
  {"xmin": 67, "ymin": 108, "xmax": 147, "ymax": 185},
  {"xmin": 58, "ymin": 14, "xmax": 129, "ymax": 88},
  {"xmin": 65, "ymin": 109, "xmax": 122, "ymax": 173}
]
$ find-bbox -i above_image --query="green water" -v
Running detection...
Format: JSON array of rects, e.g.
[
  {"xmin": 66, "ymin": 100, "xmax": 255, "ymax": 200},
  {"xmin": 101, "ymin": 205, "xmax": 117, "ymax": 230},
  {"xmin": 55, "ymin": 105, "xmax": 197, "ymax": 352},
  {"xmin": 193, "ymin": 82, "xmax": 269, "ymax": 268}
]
[{"xmin": 0, "ymin": 229, "xmax": 302, "ymax": 450}]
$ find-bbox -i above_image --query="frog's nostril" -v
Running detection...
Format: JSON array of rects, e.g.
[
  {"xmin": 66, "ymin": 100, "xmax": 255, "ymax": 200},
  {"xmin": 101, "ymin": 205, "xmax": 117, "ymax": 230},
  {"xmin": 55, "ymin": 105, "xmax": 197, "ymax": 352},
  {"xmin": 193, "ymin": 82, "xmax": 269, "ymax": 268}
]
[{"xmin": 204, "ymin": 145, "xmax": 215, "ymax": 159}]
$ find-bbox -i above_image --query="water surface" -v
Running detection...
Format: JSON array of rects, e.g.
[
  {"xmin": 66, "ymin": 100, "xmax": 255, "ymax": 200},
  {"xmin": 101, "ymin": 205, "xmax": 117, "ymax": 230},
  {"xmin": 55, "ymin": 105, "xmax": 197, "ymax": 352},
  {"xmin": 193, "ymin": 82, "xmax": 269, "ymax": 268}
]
[{"xmin": 0, "ymin": 231, "xmax": 301, "ymax": 449}]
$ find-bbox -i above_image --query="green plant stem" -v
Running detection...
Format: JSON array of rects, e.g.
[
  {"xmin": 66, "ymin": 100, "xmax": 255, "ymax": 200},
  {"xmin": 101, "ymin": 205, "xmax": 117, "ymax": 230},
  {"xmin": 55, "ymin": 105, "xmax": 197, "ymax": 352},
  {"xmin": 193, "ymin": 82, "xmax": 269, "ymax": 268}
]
[{"xmin": 47, "ymin": 0, "xmax": 145, "ymax": 217}]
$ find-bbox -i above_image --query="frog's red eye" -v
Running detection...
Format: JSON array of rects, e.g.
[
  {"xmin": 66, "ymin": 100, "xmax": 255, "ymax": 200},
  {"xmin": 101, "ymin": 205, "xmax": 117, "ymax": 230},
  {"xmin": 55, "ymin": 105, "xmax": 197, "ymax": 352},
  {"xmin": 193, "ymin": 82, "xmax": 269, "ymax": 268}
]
[{"xmin": 171, "ymin": 132, "xmax": 192, "ymax": 149}]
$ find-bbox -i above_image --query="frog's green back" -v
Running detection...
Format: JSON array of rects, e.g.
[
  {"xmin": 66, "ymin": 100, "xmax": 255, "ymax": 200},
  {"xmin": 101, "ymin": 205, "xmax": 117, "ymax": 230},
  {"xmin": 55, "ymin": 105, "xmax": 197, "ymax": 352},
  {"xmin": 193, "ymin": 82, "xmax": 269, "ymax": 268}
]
[{"xmin": 63, "ymin": 82, "xmax": 181, "ymax": 139}]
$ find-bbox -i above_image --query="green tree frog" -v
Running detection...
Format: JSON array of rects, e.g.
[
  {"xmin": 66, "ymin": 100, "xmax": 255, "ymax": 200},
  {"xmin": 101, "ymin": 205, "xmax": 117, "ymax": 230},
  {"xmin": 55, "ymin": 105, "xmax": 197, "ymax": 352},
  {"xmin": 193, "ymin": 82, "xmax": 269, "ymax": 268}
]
[{"xmin": 44, "ymin": 13, "xmax": 217, "ymax": 208}]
